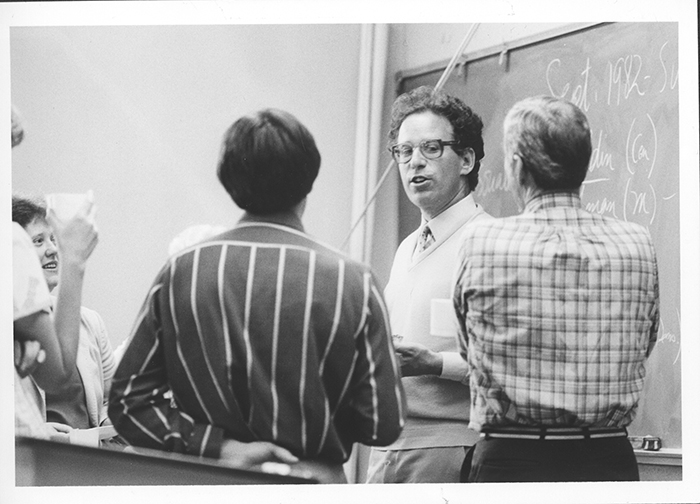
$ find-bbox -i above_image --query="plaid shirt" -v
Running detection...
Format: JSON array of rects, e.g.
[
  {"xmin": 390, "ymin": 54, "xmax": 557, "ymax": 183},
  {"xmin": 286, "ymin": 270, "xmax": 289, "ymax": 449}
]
[{"xmin": 454, "ymin": 192, "xmax": 659, "ymax": 430}]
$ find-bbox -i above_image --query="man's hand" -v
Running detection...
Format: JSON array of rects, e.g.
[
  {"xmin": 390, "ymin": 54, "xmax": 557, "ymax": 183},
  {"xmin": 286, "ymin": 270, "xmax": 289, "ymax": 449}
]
[
  {"xmin": 14, "ymin": 340, "xmax": 46, "ymax": 378},
  {"xmin": 219, "ymin": 439, "xmax": 299, "ymax": 469},
  {"xmin": 394, "ymin": 340, "xmax": 443, "ymax": 377}
]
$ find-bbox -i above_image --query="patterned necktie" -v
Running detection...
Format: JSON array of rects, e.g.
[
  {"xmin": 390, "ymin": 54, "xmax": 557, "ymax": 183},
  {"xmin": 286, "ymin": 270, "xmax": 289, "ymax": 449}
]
[{"xmin": 415, "ymin": 224, "xmax": 435, "ymax": 257}]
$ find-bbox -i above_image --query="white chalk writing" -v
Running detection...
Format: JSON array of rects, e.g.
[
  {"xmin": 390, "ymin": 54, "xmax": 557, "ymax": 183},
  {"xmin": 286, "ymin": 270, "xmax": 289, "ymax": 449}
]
[
  {"xmin": 589, "ymin": 129, "xmax": 616, "ymax": 173},
  {"xmin": 625, "ymin": 115, "xmax": 658, "ymax": 179},
  {"xmin": 607, "ymin": 54, "xmax": 646, "ymax": 105},
  {"xmin": 659, "ymin": 41, "xmax": 679, "ymax": 93},
  {"xmin": 477, "ymin": 166, "xmax": 510, "ymax": 197},
  {"xmin": 546, "ymin": 57, "xmax": 592, "ymax": 111}
]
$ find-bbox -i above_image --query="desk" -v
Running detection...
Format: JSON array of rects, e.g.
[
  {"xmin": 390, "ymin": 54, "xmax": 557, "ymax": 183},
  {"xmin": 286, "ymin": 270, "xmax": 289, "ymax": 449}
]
[{"xmin": 16, "ymin": 436, "xmax": 316, "ymax": 486}]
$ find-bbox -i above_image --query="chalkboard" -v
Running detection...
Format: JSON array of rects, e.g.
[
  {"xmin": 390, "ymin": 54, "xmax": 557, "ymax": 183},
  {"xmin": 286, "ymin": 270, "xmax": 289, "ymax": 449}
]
[{"xmin": 398, "ymin": 22, "xmax": 681, "ymax": 449}]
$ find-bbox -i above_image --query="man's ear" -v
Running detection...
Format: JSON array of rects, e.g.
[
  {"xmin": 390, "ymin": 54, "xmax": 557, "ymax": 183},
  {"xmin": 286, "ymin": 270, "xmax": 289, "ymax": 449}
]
[
  {"xmin": 512, "ymin": 154, "xmax": 529, "ymax": 186},
  {"xmin": 504, "ymin": 152, "xmax": 522, "ymax": 179},
  {"xmin": 459, "ymin": 148, "xmax": 476, "ymax": 176}
]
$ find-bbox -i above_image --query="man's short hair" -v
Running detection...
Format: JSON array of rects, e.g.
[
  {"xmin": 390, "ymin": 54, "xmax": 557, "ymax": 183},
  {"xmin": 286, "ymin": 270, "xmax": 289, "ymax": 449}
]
[
  {"xmin": 503, "ymin": 95, "xmax": 592, "ymax": 191},
  {"xmin": 12, "ymin": 194, "xmax": 46, "ymax": 228},
  {"xmin": 217, "ymin": 108, "xmax": 321, "ymax": 214},
  {"xmin": 388, "ymin": 85, "xmax": 485, "ymax": 192}
]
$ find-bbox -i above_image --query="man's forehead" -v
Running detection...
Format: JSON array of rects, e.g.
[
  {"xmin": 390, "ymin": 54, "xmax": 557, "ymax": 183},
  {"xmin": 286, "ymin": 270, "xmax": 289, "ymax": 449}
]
[{"xmin": 398, "ymin": 111, "xmax": 453, "ymax": 140}]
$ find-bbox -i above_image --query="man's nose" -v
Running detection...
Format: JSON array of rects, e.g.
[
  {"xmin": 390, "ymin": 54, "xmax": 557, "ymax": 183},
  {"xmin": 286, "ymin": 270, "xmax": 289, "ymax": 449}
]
[{"xmin": 408, "ymin": 148, "xmax": 427, "ymax": 168}]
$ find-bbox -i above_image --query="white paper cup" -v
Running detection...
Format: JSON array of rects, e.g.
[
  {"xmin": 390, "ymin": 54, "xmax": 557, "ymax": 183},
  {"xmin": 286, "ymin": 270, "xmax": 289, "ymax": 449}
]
[
  {"xmin": 45, "ymin": 190, "xmax": 94, "ymax": 222},
  {"xmin": 69, "ymin": 428, "xmax": 100, "ymax": 447},
  {"xmin": 430, "ymin": 298, "xmax": 456, "ymax": 337},
  {"xmin": 96, "ymin": 425, "xmax": 118, "ymax": 440}
]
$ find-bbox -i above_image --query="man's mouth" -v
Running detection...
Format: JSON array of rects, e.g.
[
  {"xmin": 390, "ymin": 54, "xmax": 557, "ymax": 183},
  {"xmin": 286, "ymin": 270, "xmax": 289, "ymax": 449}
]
[{"xmin": 410, "ymin": 175, "xmax": 429, "ymax": 185}]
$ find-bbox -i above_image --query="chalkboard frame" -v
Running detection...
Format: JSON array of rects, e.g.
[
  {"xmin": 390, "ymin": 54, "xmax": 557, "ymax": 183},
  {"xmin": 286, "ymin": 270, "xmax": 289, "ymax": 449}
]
[{"xmin": 395, "ymin": 22, "xmax": 603, "ymax": 96}]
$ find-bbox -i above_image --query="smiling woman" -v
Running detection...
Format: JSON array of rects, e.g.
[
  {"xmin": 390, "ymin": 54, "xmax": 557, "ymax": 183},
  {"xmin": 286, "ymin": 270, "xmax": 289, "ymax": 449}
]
[
  {"xmin": 12, "ymin": 194, "xmax": 118, "ymax": 440},
  {"xmin": 12, "ymin": 197, "xmax": 66, "ymax": 290}
]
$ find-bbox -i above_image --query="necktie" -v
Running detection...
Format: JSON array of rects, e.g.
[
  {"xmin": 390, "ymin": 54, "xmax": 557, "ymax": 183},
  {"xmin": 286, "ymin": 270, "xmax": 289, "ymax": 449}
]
[{"xmin": 415, "ymin": 224, "xmax": 435, "ymax": 257}]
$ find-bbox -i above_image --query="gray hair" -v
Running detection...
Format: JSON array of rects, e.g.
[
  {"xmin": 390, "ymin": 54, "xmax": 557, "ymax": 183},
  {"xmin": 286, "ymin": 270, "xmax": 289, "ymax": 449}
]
[{"xmin": 503, "ymin": 95, "xmax": 591, "ymax": 191}]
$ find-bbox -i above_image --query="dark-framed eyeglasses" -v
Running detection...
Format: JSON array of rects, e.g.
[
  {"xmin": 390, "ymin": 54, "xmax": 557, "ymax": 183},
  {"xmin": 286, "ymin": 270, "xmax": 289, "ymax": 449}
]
[{"xmin": 388, "ymin": 139, "xmax": 461, "ymax": 164}]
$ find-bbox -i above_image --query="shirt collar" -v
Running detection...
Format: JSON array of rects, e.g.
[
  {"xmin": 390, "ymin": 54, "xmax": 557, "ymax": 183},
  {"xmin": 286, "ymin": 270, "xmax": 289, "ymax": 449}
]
[
  {"xmin": 523, "ymin": 191, "xmax": 582, "ymax": 214},
  {"xmin": 238, "ymin": 210, "xmax": 305, "ymax": 233},
  {"xmin": 421, "ymin": 193, "xmax": 479, "ymax": 242}
]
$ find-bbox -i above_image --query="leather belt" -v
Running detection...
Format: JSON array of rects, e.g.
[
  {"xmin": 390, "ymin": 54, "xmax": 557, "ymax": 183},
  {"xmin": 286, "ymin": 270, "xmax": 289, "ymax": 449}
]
[{"xmin": 480, "ymin": 426, "xmax": 628, "ymax": 441}]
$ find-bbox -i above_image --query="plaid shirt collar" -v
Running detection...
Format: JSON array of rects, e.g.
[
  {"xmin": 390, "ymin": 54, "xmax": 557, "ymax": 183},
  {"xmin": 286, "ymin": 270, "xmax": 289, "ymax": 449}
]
[{"xmin": 523, "ymin": 191, "xmax": 582, "ymax": 214}]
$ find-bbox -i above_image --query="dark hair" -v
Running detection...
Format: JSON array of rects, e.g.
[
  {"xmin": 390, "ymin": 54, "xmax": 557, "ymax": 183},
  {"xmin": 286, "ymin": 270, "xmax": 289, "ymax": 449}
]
[
  {"xmin": 12, "ymin": 194, "xmax": 46, "ymax": 228},
  {"xmin": 388, "ymin": 85, "xmax": 484, "ymax": 191},
  {"xmin": 503, "ymin": 95, "xmax": 592, "ymax": 191},
  {"xmin": 217, "ymin": 108, "xmax": 321, "ymax": 214}
]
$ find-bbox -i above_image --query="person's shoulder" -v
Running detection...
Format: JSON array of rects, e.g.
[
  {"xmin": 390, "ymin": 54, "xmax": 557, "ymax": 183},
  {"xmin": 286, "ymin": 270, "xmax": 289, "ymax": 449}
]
[
  {"xmin": 79, "ymin": 305, "xmax": 110, "ymax": 337},
  {"xmin": 582, "ymin": 212, "xmax": 654, "ymax": 240},
  {"xmin": 601, "ymin": 215, "xmax": 650, "ymax": 233},
  {"xmin": 316, "ymin": 244, "xmax": 372, "ymax": 274},
  {"xmin": 460, "ymin": 207, "xmax": 497, "ymax": 231},
  {"xmin": 457, "ymin": 214, "xmax": 526, "ymax": 258},
  {"xmin": 289, "ymin": 233, "xmax": 365, "ymax": 271},
  {"xmin": 461, "ymin": 212, "xmax": 514, "ymax": 236},
  {"xmin": 597, "ymin": 217, "xmax": 658, "ymax": 256},
  {"xmin": 393, "ymin": 228, "xmax": 420, "ymax": 255},
  {"xmin": 80, "ymin": 304, "xmax": 104, "ymax": 322}
]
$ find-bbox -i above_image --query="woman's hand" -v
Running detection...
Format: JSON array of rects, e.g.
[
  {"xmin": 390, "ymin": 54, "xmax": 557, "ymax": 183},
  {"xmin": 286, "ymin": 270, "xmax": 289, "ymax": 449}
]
[
  {"xmin": 14, "ymin": 339, "xmax": 46, "ymax": 378},
  {"xmin": 46, "ymin": 196, "xmax": 99, "ymax": 268}
]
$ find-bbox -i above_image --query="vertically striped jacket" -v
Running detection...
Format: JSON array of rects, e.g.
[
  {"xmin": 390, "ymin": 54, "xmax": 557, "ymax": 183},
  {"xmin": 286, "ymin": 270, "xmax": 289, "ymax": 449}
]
[{"xmin": 109, "ymin": 212, "xmax": 405, "ymax": 462}]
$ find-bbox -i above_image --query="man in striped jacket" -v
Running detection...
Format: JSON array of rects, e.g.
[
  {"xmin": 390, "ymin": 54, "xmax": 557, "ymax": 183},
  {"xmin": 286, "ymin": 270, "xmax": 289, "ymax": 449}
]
[{"xmin": 109, "ymin": 109, "xmax": 406, "ymax": 483}]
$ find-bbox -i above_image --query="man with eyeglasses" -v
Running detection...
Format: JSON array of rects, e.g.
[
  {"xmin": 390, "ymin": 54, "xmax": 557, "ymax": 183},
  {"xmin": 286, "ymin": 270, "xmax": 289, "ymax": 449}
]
[{"xmin": 366, "ymin": 86, "xmax": 492, "ymax": 483}]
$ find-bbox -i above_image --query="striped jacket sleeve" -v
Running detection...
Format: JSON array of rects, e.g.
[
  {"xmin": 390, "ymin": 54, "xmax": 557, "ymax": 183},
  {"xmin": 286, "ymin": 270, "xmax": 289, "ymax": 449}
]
[
  {"xmin": 337, "ymin": 272, "xmax": 406, "ymax": 446},
  {"xmin": 107, "ymin": 281, "xmax": 224, "ymax": 458}
]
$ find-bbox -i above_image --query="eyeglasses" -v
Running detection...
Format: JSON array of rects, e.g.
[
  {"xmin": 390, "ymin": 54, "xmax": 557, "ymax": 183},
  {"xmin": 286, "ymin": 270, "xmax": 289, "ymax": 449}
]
[{"xmin": 389, "ymin": 139, "xmax": 461, "ymax": 164}]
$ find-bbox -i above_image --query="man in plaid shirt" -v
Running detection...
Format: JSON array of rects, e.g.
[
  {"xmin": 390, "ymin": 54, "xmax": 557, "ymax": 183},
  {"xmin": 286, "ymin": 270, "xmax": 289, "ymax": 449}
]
[{"xmin": 453, "ymin": 95, "xmax": 660, "ymax": 482}]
